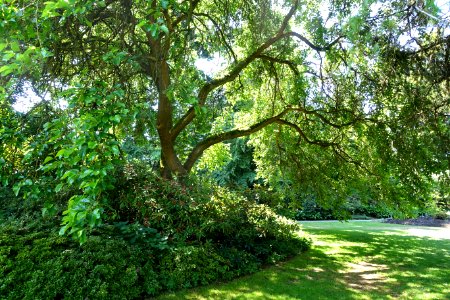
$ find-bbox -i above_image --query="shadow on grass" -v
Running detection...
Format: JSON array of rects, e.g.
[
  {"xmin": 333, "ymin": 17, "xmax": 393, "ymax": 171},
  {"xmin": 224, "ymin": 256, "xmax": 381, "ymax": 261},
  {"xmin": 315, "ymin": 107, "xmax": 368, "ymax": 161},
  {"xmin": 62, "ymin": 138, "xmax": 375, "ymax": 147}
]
[
  {"xmin": 307, "ymin": 227, "xmax": 450, "ymax": 299},
  {"xmin": 156, "ymin": 247, "xmax": 362, "ymax": 299},
  {"xmin": 157, "ymin": 223, "xmax": 450, "ymax": 299}
]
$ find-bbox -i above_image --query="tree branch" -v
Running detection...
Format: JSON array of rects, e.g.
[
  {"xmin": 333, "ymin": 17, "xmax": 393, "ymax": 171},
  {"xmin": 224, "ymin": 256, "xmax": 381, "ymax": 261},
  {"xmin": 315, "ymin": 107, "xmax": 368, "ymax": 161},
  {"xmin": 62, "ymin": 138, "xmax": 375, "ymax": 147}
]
[
  {"xmin": 256, "ymin": 54, "xmax": 299, "ymax": 75},
  {"xmin": 183, "ymin": 109, "xmax": 291, "ymax": 172},
  {"xmin": 182, "ymin": 102, "xmax": 356, "ymax": 172},
  {"xmin": 172, "ymin": 0, "xmax": 300, "ymax": 140},
  {"xmin": 275, "ymin": 119, "xmax": 339, "ymax": 147},
  {"xmin": 193, "ymin": 12, "xmax": 238, "ymax": 62},
  {"xmin": 172, "ymin": 0, "xmax": 201, "ymax": 28},
  {"xmin": 290, "ymin": 107, "xmax": 359, "ymax": 129},
  {"xmin": 286, "ymin": 32, "xmax": 343, "ymax": 51}
]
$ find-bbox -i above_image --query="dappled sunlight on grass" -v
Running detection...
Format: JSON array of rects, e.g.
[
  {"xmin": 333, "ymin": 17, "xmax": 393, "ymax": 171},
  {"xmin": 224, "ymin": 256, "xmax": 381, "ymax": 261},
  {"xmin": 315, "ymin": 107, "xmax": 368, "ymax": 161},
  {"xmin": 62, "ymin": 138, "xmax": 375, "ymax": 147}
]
[
  {"xmin": 156, "ymin": 221, "xmax": 450, "ymax": 300},
  {"xmin": 342, "ymin": 261, "xmax": 388, "ymax": 291},
  {"xmin": 403, "ymin": 227, "xmax": 450, "ymax": 239},
  {"xmin": 302, "ymin": 221, "xmax": 450, "ymax": 299}
]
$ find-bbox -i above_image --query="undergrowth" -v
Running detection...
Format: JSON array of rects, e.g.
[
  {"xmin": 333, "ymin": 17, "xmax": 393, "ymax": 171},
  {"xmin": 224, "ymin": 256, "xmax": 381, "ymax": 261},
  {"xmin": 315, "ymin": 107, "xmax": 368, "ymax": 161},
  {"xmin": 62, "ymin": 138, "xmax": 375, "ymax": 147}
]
[{"xmin": 0, "ymin": 162, "xmax": 310, "ymax": 299}]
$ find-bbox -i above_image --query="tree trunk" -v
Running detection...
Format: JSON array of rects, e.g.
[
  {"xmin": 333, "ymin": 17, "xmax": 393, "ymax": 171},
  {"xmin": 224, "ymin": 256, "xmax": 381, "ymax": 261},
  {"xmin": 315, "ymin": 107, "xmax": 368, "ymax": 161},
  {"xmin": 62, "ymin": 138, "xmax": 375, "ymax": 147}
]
[{"xmin": 153, "ymin": 50, "xmax": 187, "ymax": 178}]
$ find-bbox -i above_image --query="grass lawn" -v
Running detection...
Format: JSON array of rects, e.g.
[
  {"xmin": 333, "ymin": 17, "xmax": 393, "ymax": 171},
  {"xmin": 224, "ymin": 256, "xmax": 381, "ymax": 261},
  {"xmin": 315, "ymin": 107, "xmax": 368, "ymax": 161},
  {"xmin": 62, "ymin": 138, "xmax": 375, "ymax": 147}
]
[{"xmin": 155, "ymin": 220, "xmax": 450, "ymax": 299}]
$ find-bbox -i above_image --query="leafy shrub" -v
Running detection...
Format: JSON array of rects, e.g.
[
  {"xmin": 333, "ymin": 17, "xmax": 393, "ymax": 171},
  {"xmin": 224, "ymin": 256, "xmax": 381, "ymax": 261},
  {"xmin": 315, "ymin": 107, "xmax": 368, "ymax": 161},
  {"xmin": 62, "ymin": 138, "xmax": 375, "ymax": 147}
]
[
  {"xmin": 344, "ymin": 196, "xmax": 392, "ymax": 218},
  {"xmin": 294, "ymin": 196, "xmax": 335, "ymax": 220},
  {"xmin": 158, "ymin": 242, "xmax": 230, "ymax": 290},
  {"xmin": 292, "ymin": 194, "xmax": 392, "ymax": 221},
  {"xmin": 1, "ymin": 161, "xmax": 311, "ymax": 299},
  {"xmin": 201, "ymin": 188, "xmax": 311, "ymax": 263},
  {"xmin": 0, "ymin": 228, "xmax": 158, "ymax": 299},
  {"xmin": 434, "ymin": 211, "xmax": 449, "ymax": 220},
  {"xmin": 111, "ymin": 162, "xmax": 311, "ymax": 254}
]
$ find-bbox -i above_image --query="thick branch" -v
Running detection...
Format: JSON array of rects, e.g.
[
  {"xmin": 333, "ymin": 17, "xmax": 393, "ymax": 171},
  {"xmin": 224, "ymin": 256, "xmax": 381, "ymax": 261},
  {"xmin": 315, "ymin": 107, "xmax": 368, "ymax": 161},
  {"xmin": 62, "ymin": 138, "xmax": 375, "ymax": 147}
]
[
  {"xmin": 183, "ymin": 109, "xmax": 290, "ymax": 172},
  {"xmin": 171, "ymin": 0, "xmax": 300, "ymax": 140},
  {"xmin": 183, "ymin": 103, "xmax": 356, "ymax": 172}
]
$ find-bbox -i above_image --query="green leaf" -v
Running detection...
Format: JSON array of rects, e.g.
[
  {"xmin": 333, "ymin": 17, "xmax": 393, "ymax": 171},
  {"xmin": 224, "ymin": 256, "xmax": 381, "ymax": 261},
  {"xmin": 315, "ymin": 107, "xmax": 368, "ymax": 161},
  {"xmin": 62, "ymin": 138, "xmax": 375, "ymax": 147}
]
[
  {"xmin": 160, "ymin": 25, "xmax": 169, "ymax": 34},
  {"xmin": 0, "ymin": 65, "xmax": 14, "ymax": 76},
  {"xmin": 80, "ymin": 169, "xmax": 93, "ymax": 178},
  {"xmin": 161, "ymin": 0, "xmax": 169, "ymax": 9},
  {"xmin": 55, "ymin": 183, "xmax": 64, "ymax": 193},
  {"xmin": 111, "ymin": 145, "xmax": 120, "ymax": 156},
  {"xmin": 88, "ymin": 215, "xmax": 97, "ymax": 227},
  {"xmin": 59, "ymin": 224, "xmax": 68, "ymax": 236},
  {"xmin": 1, "ymin": 178, "xmax": 8, "ymax": 186},
  {"xmin": 41, "ymin": 48, "xmax": 54, "ymax": 58},
  {"xmin": 56, "ymin": 0, "xmax": 71, "ymax": 9},
  {"xmin": 137, "ymin": 20, "xmax": 147, "ymax": 28},
  {"xmin": 13, "ymin": 184, "xmax": 21, "ymax": 196},
  {"xmin": 56, "ymin": 149, "xmax": 66, "ymax": 157},
  {"xmin": 92, "ymin": 208, "xmax": 101, "ymax": 219},
  {"xmin": 2, "ymin": 52, "xmax": 15, "ymax": 61},
  {"xmin": 43, "ymin": 156, "xmax": 54, "ymax": 164},
  {"xmin": 10, "ymin": 41, "xmax": 20, "ymax": 52},
  {"xmin": 111, "ymin": 115, "xmax": 121, "ymax": 124},
  {"xmin": 78, "ymin": 230, "xmax": 87, "ymax": 244},
  {"xmin": 150, "ymin": 24, "xmax": 159, "ymax": 37}
]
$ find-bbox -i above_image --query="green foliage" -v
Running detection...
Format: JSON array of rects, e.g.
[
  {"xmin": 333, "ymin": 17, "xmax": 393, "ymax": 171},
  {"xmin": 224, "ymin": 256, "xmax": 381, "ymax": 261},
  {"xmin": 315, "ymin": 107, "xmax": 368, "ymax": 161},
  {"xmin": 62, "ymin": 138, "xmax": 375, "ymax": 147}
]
[
  {"xmin": 1, "ymin": 0, "xmax": 448, "ymax": 243},
  {"xmin": 1, "ymin": 162, "xmax": 311, "ymax": 299},
  {"xmin": 433, "ymin": 211, "xmax": 449, "ymax": 220},
  {"xmin": 159, "ymin": 243, "xmax": 231, "ymax": 290},
  {"xmin": 6, "ymin": 82, "xmax": 131, "ymax": 242},
  {"xmin": 208, "ymin": 138, "xmax": 259, "ymax": 188},
  {"xmin": 294, "ymin": 195, "xmax": 336, "ymax": 221},
  {"xmin": 1, "ymin": 0, "xmax": 447, "ymax": 297},
  {"xmin": 112, "ymin": 162, "xmax": 311, "ymax": 256},
  {"xmin": 291, "ymin": 191, "xmax": 394, "ymax": 221},
  {"xmin": 0, "ymin": 229, "xmax": 155, "ymax": 300},
  {"xmin": 112, "ymin": 221, "xmax": 168, "ymax": 249}
]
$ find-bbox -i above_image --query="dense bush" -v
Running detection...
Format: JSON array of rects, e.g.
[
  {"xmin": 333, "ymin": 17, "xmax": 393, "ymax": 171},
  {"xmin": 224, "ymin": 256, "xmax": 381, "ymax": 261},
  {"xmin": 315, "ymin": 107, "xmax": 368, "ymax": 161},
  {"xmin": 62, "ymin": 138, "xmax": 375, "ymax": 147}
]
[
  {"xmin": 0, "ymin": 228, "xmax": 156, "ymax": 299},
  {"xmin": 0, "ymin": 162, "xmax": 311, "ymax": 299},
  {"xmin": 433, "ymin": 211, "xmax": 449, "ymax": 220},
  {"xmin": 294, "ymin": 196, "xmax": 336, "ymax": 220},
  {"xmin": 343, "ymin": 196, "xmax": 392, "ymax": 219},
  {"xmin": 292, "ymin": 194, "xmax": 392, "ymax": 221}
]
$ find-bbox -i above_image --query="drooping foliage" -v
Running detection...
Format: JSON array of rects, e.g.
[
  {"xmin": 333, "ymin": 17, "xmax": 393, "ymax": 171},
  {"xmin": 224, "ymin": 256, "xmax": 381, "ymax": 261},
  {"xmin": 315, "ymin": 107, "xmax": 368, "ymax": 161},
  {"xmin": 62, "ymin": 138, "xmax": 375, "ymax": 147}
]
[{"xmin": 0, "ymin": 0, "xmax": 449, "ymax": 237}]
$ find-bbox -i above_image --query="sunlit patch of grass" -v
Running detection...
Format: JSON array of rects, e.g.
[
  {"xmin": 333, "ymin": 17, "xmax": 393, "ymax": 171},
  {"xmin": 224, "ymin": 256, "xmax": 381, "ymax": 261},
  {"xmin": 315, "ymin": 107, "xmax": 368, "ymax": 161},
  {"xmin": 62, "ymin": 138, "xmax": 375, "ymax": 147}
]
[{"xmin": 154, "ymin": 221, "xmax": 450, "ymax": 300}]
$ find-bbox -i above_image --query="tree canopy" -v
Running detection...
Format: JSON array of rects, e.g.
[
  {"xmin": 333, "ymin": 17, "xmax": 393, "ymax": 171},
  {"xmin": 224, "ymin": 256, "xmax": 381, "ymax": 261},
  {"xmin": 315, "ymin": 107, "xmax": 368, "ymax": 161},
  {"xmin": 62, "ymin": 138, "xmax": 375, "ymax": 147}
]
[{"xmin": 1, "ymin": 0, "xmax": 449, "ymax": 237}]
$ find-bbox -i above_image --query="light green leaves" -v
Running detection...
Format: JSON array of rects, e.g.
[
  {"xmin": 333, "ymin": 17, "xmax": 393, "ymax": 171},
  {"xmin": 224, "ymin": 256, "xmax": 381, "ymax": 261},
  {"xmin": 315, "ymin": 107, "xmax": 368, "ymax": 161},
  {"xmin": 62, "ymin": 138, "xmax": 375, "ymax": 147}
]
[
  {"xmin": 0, "ymin": 64, "xmax": 17, "ymax": 76},
  {"xmin": 17, "ymin": 83, "xmax": 130, "ymax": 244},
  {"xmin": 137, "ymin": 19, "xmax": 170, "ymax": 37},
  {"xmin": 102, "ymin": 48, "xmax": 128, "ymax": 66},
  {"xmin": 59, "ymin": 195, "xmax": 103, "ymax": 244}
]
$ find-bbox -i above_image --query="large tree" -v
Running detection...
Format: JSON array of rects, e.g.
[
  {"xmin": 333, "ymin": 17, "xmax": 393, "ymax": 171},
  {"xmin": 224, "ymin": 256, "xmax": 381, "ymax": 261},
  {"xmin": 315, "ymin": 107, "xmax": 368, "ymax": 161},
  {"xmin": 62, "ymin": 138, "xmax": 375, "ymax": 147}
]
[{"xmin": 1, "ymin": 0, "xmax": 449, "ymax": 234}]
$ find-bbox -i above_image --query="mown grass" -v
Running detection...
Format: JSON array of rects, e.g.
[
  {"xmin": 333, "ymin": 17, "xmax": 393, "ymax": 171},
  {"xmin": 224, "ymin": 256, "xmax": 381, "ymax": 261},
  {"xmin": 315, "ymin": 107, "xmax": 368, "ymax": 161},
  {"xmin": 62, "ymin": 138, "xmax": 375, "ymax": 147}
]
[{"xmin": 155, "ymin": 220, "xmax": 450, "ymax": 299}]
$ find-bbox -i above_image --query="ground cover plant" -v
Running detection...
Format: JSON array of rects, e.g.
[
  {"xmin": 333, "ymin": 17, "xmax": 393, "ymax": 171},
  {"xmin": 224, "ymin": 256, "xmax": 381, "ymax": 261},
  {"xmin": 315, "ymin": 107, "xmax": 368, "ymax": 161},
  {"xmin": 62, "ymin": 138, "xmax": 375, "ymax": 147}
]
[{"xmin": 156, "ymin": 220, "xmax": 450, "ymax": 299}]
